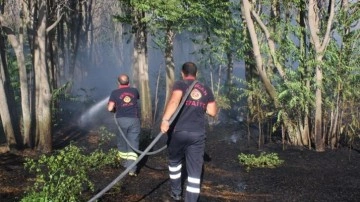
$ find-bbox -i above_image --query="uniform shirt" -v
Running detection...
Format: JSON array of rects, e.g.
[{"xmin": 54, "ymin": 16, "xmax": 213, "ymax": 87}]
[
  {"xmin": 108, "ymin": 85, "xmax": 140, "ymax": 118},
  {"xmin": 172, "ymin": 79, "xmax": 215, "ymax": 133}
]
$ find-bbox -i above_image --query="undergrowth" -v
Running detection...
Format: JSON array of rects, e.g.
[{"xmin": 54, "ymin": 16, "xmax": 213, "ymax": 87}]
[
  {"xmin": 238, "ymin": 152, "xmax": 284, "ymax": 172},
  {"xmin": 21, "ymin": 126, "xmax": 119, "ymax": 202}
]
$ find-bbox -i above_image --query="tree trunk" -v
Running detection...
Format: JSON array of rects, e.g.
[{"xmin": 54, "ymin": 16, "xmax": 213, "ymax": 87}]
[
  {"xmin": 299, "ymin": 0, "xmax": 310, "ymax": 147},
  {"xmin": 241, "ymin": 0, "xmax": 278, "ymax": 105},
  {"xmin": 34, "ymin": 1, "xmax": 52, "ymax": 152},
  {"xmin": 5, "ymin": 24, "xmax": 32, "ymax": 147},
  {"xmin": 0, "ymin": 57, "xmax": 16, "ymax": 145},
  {"xmin": 241, "ymin": 0, "xmax": 302, "ymax": 145},
  {"xmin": 67, "ymin": 0, "xmax": 82, "ymax": 83},
  {"xmin": 314, "ymin": 55, "xmax": 324, "ymax": 151},
  {"xmin": 308, "ymin": 0, "xmax": 335, "ymax": 152},
  {"xmin": 240, "ymin": 4, "xmax": 258, "ymax": 85},
  {"xmin": 133, "ymin": 10, "xmax": 152, "ymax": 128},
  {"xmin": 0, "ymin": 16, "xmax": 22, "ymax": 147},
  {"xmin": 164, "ymin": 25, "xmax": 175, "ymax": 104}
]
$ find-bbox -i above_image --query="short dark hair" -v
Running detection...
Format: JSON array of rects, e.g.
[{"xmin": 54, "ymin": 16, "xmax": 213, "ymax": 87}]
[
  {"xmin": 181, "ymin": 62, "xmax": 197, "ymax": 77},
  {"xmin": 118, "ymin": 74, "xmax": 129, "ymax": 85}
]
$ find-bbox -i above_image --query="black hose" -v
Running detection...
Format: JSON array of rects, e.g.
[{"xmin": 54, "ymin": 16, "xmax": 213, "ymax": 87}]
[
  {"xmin": 114, "ymin": 113, "xmax": 167, "ymax": 155},
  {"xmin": 87, "ymin": 80, "xmax": 197, "ymax": 202}
]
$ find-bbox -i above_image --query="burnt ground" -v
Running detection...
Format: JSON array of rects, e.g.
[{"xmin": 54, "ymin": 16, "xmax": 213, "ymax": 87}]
[{"xmin": 1, "ymin": 120, "xmax": 360, "ymax": 202}]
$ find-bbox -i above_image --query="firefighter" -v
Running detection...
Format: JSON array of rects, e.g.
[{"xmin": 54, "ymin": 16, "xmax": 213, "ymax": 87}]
[
  {"xmin": 107, "ymin": 74, "xmax": 140, "ymax": 177},
  {"xmin": 161, "ymin": 62, "xmax": 217, "ymax": 201}
]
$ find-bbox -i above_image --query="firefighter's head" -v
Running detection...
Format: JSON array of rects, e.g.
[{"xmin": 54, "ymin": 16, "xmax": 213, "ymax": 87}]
[
  {"xmin": 181, "ymin": 62, "xmax": 197, "ymax": 78},
  {"xmin": 118, "ymin": 74, "xmax": 129, "ymax": 85}
]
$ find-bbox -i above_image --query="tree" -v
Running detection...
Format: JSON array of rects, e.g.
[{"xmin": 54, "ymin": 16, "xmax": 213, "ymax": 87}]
[
  {"xmin": 32, "ymin": 0, "xmax": 52, "ymax": 152},
  {"xmin": 132, "ymin": 7, "xmax": 152, "ymax": 128},
  {"xmin": 0, "ymin": 0, "xmax": 124, "ymax": 152},
  {"xmin": 0, "ymin": 51, "xmax": 17, "ymax": 147},
  {"xmin": 0, "ymin": 6, "xmax": 31, "ymax": 147},
  {"xmin": 240, "ymin": 0, "xmax": 359, "ymax": 151},
  {"xmin": 0, "ymin": 1, "xmax": 24, "ymax": 148},
  {"xmin": 307, "ymin": 0, "xmax": 335, "ymax": 151}
]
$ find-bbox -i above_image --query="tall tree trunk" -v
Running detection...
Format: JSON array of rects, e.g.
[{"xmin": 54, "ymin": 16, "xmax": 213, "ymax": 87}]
[
  {"xmin": 241, "ymin": 0, "xmax": 278, "ymax": 106},
  {"xmin": 0, "ymin": 15, "xmax": 22, "ymax": 147},
  {"xmin": 68, "ymin": 0, "xmax": 82, "ymax": 82},
  {"xmin": 5, "ymin": 25, "xmax": 31, "ymax": 147},
  {"xmin": 34, "ymin": 1, "xmax": 52, "ymax": 152},
  {"xmin": 308, "ymin": 0, "xmax": 335, "ymax": 152},
  {"xmin": 240, "ymin": 4, "xmax": 257, "ymax": 84},
  {"xmin": 299, "ymin": 0, "xmax": 310, "ymax": 147},
  {"xmin": 0, "ymin": 53, "xmax": 16, "ymax": 146},
  {"xmin": 164, "ymin": 25, "xmax": 175, "ymax": 104},
  {"xmin": 133, "ymin": 10, "xmax": 152, "ymax": 128}
]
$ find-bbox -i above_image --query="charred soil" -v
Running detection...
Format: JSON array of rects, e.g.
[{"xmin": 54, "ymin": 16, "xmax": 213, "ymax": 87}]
[{"xmin": 1, "ymin": 122, "xmax": 360, "ymax": 202}]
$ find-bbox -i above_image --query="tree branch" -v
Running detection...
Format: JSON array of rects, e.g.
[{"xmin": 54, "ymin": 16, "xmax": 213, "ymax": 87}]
[
  {"xmin": 46, "ymin": 13, "xmax": 64, "ymax": 33},
  {"xmin": 308, "ymin": 0, "xmax": 321, "ymax": 51},
  {"xmin": 320, "ymin": 0, "xmax": 335, "ymax": 52},
  {"xmin": 250, "ymin": 10, "xmax": 286, "ymax": 79}
]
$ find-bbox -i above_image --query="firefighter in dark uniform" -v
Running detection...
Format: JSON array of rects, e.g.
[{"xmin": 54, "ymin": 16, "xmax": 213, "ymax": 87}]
[
  {"xmin": 107, "ymin": 74, "xmax": 140, "ymax": 176},
  {"xmin": 161, "ymin": 62, "xmax": 217, "ymax": 201}
]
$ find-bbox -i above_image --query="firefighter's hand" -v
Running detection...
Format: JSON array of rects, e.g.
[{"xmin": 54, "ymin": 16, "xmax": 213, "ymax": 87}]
[{"xmin": 160, "ymin": 119, "xmax": 169, "ymax": 134}]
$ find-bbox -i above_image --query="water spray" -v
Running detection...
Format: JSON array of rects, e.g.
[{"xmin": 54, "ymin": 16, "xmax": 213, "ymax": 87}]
[
  {"xmin": 79, "ymin": 97, "xmax": 109, "ymax": 127},
  {"xmin": 87, "ymin": 80, "xmax": 197, "ymax": 202}
]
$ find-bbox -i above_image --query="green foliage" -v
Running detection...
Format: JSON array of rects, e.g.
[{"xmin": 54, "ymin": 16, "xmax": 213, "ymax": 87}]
[
  {"xmin": 277, "ymin": 69, "xmax": 314, "ymax": 119},
  {"xmin": 104, "ymin": 0, "xmax": 360, "ymax": 149},
  {"xmin": 51, "ymin": 82, "xmax": 73, "ymax": 125},
  {"xmin": 97, "ymin": 126, "xmax": 116, "ymax": 147},
  {"xmin": 214, "ymin": 93, "xmax": 231, "ymax": 111},
  {"xmin": 5, "ymin": 55, "xmax": 21, "ymax": 102},
  {"xmin": 22, "ymin": 144, "xmax": 118, "ymax": 202},
  {"xmin": 238, "ymin": 79, "xmax": 275, "ymax": 124},
  {"xmin": 321, "ymin": 1, "xmax": 360, "ymax": 140},
  {"xmin": 191, "ymin": 1, "xmax": 244, "ymax": 62},
  {"xmin": 238, "ymin": 152, "xmax": 284, "ymax": 172}
]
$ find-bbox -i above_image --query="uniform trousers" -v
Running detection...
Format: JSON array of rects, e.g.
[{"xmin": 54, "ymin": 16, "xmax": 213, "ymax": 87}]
[
  {"xmin": 116, "ymin": 117, "xmax": 140, "ymax": 173},
  {"xmin": 168, "ymin": 130, "xmax": 205, "ymax": 202}
]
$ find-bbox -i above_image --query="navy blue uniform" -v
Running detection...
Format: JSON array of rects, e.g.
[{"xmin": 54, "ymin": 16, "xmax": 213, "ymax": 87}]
[
  {"xmin": 108, "ymin": 85, "xmax": 140, "ymax": 173},
  {"xmin": 109, "ymin": 86, "xmax": 140, "ymax": 118},
  {"xmin": 168, "ymin": 79, "xmax": 215, "ymax": 202}
]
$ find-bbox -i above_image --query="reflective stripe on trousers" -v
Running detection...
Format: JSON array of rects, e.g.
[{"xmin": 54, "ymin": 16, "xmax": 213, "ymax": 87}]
[
  {"xmin": 117, "ymin": 151, "xmax": 138, "ymax": 160},
  {"xmin": 168, "ymin": 131, "xmax": 205, "ymax": 202}
]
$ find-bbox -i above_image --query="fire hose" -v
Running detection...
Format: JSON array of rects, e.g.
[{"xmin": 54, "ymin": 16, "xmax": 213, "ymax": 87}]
[
  {"xmin": 87, "ymin": 80, "xmax": 197, "ymax": 202},
  {"xmin": 114, "ymin": 113, "xmax": 166, "ymax": 155}
]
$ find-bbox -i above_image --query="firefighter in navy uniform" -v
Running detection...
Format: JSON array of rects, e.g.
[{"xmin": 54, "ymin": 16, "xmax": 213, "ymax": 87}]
[
  {"xmin": 107, "ymin": 74, "xmax": 141, "ymax": 176},
  {"xmin": 161, "ymin": 62, "xmax": 217, "ymax": 201}
]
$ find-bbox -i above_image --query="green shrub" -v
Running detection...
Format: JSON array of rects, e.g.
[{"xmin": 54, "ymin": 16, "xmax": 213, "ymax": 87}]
[
  {"xmin": 238, "ymin": 152, "xmax": 284, "ymax": 172},
  {"xmin": 22, "ymin": 144, "xmax": 118, "ymax": 202},
  {"xmin": 98, "ymin": 126, "xmax": 116, "ymax": 147}
]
